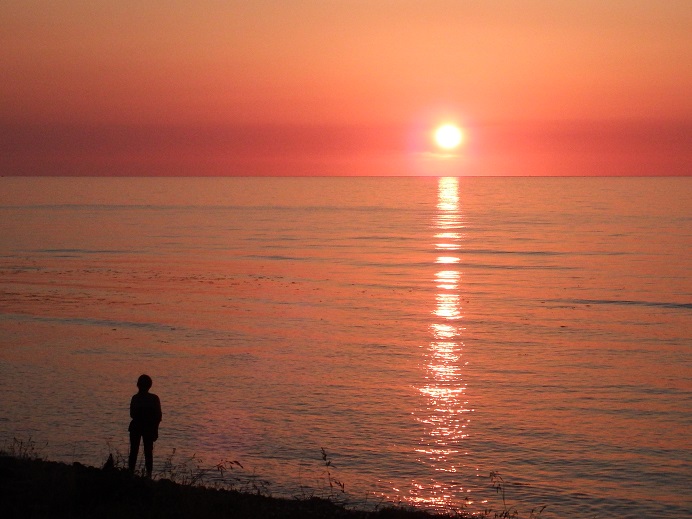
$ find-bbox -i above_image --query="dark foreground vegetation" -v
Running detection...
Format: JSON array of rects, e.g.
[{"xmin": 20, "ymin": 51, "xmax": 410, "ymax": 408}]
[{"xmin": 0, "ymin": 454, "xmax": 465, "ymax": 519}]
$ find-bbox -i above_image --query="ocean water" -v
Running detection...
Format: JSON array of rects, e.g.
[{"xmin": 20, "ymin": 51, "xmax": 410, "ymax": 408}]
[{"xmin": 0, "ymin": 176, "xmax": 690, "ymax": 518}]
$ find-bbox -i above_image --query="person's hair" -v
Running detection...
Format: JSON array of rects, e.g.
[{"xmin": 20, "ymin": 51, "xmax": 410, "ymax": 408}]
[{"xmin": 137, "ymin": 374, "xmax": 153, "ymax": 391}]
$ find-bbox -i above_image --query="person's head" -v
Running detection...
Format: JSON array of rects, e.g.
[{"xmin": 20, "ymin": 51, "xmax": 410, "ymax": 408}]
[{"xmin": 137, "ymin": 374, "xmax": 153, "ymax": 392}]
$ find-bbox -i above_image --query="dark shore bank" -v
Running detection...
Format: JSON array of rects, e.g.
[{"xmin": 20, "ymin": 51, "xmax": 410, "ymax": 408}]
[{"xmin": 0, "ymin": 455, "xmax": 464, "ymax": 519}]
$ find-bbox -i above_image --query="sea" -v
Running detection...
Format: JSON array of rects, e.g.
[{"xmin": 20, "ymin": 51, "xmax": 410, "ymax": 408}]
[{"xmin": 0, "ymin": 176, "xmax": 690, "ymax": 518}]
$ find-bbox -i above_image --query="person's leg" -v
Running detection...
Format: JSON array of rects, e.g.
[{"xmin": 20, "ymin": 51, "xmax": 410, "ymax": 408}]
[
  {"xmin": 143, "ymin": 435, "xmax": 154, "ymax": 477},
  {"xmin": 128, "ymin": 432, "xmax": 140, "ymax": 473}
]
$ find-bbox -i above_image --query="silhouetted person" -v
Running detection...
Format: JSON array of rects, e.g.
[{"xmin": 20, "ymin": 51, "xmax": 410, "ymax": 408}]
[{"xmin": 128, "ymin": 374, "xmax": 162, "ymax": 477}]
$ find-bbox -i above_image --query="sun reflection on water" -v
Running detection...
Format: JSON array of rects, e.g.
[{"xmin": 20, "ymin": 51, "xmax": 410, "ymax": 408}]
[{"xmin": 409, "ymin": 176, "xmax": 473, "ymax": 509}]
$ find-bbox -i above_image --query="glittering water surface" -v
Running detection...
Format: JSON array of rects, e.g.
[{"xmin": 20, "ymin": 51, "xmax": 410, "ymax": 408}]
[{"xmin": 0, "ymin": 177, "xmax": 690, "ymax": 518}]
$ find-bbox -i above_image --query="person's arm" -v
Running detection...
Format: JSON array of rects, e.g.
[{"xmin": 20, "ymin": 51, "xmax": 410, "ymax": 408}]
[{"xmin": 155, "ymin": 395, "xmax": 162, "ymax": 424}]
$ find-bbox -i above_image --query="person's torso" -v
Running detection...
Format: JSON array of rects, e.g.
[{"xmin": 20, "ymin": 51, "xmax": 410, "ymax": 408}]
[{"xmin": 131, "ymin": 392, "xmax": 160, "ymax": 427}]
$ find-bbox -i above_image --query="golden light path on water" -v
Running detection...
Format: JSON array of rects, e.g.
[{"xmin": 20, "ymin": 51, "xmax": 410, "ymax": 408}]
[{"xmin": 409, "ymin": 177, "xmax": 474, "ymax": 509}]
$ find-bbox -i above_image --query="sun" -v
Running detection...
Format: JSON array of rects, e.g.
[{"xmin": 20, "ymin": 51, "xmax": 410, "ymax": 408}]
[{"xmin": 434, "ymin": 124, "xmax": 463, "ymax": 150}]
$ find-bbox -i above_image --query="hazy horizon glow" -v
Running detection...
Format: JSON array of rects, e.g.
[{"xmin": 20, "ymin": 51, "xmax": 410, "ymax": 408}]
[{"xmin": 1, "ymin": 1, "xmax": 690, "ymax": 176}]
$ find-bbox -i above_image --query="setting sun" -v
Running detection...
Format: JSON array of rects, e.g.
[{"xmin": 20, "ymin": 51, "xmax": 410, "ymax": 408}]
[{"xmin": 434, "ymin": 124, "xmax": 464, "ymax": 150}]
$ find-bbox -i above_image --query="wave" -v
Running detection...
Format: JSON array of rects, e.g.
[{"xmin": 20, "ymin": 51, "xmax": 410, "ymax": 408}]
[
  {"xmin": 34, "ymin": 248, "xmax": 139, "ymax": 255},
  {"xmin": 550, "ymin": 298, "xmax": 692, "ymax": 310},
  {"xmin": 0, "ymin": 312, "xmax": 176, "ymax": 332},
  {"xmin": 459, "ymin": 248, "xmax": 565, "ymax": 256}
]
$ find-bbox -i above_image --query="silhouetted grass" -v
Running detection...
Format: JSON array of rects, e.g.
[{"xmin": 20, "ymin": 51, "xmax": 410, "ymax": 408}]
[
  {"xmin": 488, "ymin": 472, "xmax": 546, "ymax": 519},
  {"xmin": 0, "ymin": 439, "xmax": 544, "ymax": 518},
  {"xmin": 0, "ymin": 453, "xmax": 470, "ymax": 519}
]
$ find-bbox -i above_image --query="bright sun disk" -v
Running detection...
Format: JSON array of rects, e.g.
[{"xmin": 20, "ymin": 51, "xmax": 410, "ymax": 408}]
[{"xmin": 434, "ymin": 124, "xmax": 463, "ymax": 150}]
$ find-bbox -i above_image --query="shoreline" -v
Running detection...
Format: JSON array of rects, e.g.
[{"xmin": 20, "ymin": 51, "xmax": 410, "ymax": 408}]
[{"xmin": 0, "ymin": 454, "xmax": 464, "ymax": 519}]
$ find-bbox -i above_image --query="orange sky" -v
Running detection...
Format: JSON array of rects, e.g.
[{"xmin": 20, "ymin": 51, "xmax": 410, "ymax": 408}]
[{"xmin": 1, "ymin": 1, "xmax": 690, "ymax": 176}]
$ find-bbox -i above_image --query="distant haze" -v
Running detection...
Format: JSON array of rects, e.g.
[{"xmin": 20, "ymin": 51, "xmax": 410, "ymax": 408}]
[{"xmin": 1, "ymin": 1, "xmax": 690, "ymax": 176}]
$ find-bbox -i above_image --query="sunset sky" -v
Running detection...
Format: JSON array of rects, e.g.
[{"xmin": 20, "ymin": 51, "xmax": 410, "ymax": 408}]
[{"xmin": 2, "ymin": 0, "xmax": 690, "ymax": 176}]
